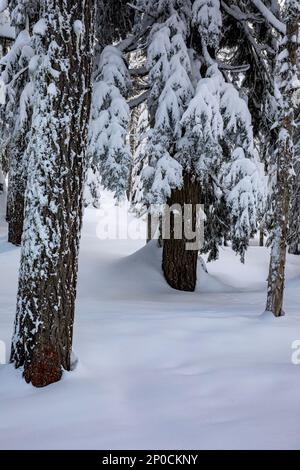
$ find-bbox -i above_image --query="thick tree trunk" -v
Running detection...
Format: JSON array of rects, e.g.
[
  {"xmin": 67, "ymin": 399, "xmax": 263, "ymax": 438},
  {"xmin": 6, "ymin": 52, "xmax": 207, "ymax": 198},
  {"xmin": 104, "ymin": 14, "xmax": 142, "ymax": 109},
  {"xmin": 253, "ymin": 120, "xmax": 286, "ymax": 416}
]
[
  {"xmin": 162, "ymin": 174, "xmax": 201, "ymax": 291},
  {"xmin": 10, "ymin": 0, "xmax": 95, "ymax": 387},
  {"xmin": 266, "ymin": 8, "xmax": 299, "ymax": 316}
]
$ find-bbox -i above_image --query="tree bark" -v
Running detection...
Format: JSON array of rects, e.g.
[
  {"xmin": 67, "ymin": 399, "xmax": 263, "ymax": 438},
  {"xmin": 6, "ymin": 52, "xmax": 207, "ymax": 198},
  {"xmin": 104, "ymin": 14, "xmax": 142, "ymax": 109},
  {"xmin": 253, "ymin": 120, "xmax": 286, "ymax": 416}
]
[
  {"xmin": 7, "ymin": 134, "xmax": 28, "ymax": 246},
  {"xmin": 10, "ymin": 0, "xmax": 95, "ymax": 387},
  {"xmin": 288, "ymin": 160, "xmax": 300, "ymax": 254},
  {"xmin": 266, "ymin": 6, "xmax": 300, "ymax": 316},
  {"xmin": 259, "ymin": 229, "xmax": 264, "ymax": 247},
  {"xmin": 162, "ymin": 174, "xmax": 201, "ymax": 292}
]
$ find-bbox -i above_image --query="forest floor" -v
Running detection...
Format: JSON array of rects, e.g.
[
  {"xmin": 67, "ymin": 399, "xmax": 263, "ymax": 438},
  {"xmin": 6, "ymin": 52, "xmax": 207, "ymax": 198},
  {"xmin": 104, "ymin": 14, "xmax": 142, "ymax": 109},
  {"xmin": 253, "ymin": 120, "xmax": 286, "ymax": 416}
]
[{"xmin": 0, "ymin": 191, "xmax": 300, "ymax": 449}]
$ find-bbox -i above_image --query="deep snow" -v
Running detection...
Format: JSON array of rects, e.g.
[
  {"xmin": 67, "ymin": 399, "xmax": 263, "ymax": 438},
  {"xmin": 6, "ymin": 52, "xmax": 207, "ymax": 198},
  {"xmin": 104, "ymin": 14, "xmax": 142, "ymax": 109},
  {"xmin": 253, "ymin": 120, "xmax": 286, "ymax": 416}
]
[{"xmin": 0, "ymin": 191, "xmax": 300, "ymax": 450}]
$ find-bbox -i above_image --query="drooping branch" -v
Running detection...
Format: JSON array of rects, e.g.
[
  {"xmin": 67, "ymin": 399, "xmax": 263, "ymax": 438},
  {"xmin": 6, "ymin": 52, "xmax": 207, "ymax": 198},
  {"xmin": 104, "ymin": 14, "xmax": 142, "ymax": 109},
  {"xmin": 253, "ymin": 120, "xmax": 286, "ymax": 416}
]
[
  {"xmin": 221, "ymin": 1, "xmax": 272, "ymax": 84},
  {"xmin": 201, "ymin": 37, "xmax": 250, "ymax": 73},
  {"xmin": 221, "ymin": 1, "xmax": 263, "ymax": 23},
  {"xmin": 250, "ymin": 0, "xmax": 286, "ymax": 34}
]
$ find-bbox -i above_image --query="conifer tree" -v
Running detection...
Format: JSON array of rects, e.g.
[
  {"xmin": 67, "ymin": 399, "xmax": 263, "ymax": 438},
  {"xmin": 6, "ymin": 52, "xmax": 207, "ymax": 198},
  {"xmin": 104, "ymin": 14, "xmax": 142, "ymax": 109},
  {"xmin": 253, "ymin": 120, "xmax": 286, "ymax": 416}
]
[
  {"xmin": 10, "ymin": 0, "xmax": 95, "ymax": 387},
  {"xmin": 133, "ymin": 0, "xmax": 263, "ymax": 291},
  {"xmin": 0, "ymin": 0, "xmax": 38, "ymax": 245}
]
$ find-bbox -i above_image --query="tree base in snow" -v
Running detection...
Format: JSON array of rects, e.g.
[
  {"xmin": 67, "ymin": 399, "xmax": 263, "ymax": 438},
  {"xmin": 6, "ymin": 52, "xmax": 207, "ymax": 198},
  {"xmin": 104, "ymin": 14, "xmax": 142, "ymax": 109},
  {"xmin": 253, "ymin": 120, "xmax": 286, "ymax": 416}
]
[
  {"xmin": 162, "ymin": 174, "xmax": 201, "ymax": 292},
  {"xmin": 23, "ymin": 346, "xmax": 62, "ymax": 388},
  {"xmin": 162, "ymin": 242, "xmax": 198, "ymax": 291}
]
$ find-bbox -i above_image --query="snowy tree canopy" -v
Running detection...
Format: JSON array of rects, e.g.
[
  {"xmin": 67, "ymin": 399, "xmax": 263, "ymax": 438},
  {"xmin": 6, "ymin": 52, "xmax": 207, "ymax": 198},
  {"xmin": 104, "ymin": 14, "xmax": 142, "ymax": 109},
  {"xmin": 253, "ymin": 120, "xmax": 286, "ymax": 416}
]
[
  {"xmin": 89, "ymin": 45, "xmax": 132, "ymax": 201},
  {"xmin": 129, "ymin": 0, "xmax": 265, "ymax": 260}
]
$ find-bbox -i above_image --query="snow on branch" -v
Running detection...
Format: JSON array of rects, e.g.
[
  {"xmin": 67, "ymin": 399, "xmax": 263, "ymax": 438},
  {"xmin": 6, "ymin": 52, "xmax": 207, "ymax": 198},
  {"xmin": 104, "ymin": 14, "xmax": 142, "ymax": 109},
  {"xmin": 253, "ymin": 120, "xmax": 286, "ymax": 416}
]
[
  {"xmin": 192, "ymin": 0, "xmax": 222, "ymax": 47},
  {"xmin": 128, "ymin": 90, "xmax": 149, "ymax": 109},
  {"xmin": 250, "ymin": 0, "xmax": 286, "ymax": 34},
  {"xmin": 88, "ymin": 46, "xmax": 132, "ymax": 201}
]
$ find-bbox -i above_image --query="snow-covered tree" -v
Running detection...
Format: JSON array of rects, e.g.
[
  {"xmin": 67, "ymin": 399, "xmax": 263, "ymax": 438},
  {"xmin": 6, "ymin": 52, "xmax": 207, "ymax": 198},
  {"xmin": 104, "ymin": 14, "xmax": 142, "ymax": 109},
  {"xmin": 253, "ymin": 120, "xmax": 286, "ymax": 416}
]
[
  {"xmin": 288, "ymin": 108, "xmax": 300, "ymax": 254},
  {"xmin": 0, "ymin": 1, "xmax": 15, "ymax": 57},
  {"xmin": 10, "ymin": 0, "xmax": 95, "ymax": 387},
  {"xmin": 0, "ymin": 28, "xmax": 35, "ymax": 243},
  {"xmin": 0, "ymin": 0, "xmax": 38, "ymax": 244},
  {"xmin": 131, "ymin": 103, "xmax": 150, "ymax": 213},
  {"xmin": 89, "ymin": 45, "xmax": 131, "ymax": 201},
  {"xmin": 85, "ymin": 1, "xmax": 135, "ymax": 206},
  {"xmin": 133, "ymin": 0, "xmax": 263, "ymax": 291},
  {"xmin": 266, "ymin": 0, "xmax": 300, "ymax": 316},
  {"xmin": 179, "ymin": 65, "xmax": 262, "ymax": 260}
]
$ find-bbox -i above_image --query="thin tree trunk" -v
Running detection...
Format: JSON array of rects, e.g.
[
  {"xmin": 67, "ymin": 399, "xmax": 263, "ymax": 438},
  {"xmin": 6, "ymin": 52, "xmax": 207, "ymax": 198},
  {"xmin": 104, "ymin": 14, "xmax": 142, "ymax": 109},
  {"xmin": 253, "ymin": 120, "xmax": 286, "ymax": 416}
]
[
  {"xmin": 288, "ymin": 162, "xmax": 300, "ymax": 254},
  {"xmin": 10, "ymin": 0, "xmax": 95, "ymax": 387},
  {"xmin": 0, "ymin": 168, "xmax": 4, "ymax": 193},
  {"xmin": 266, "ymin": 6, "xmax": 299, "ymax": 316},
  {"xmin": 259, "ymin": 229, "xmax": 264, "ymax": 247},
  {"xmin": 147, "ymin": 211, "xmax": 152, "ymax": 243},
  {"xmin": 162, "ymin": 173, "xmax": 201, "ymax": 292},
  {"xmin": 5, "ymin": 172, "xmax": 12, "ymax": 223}
]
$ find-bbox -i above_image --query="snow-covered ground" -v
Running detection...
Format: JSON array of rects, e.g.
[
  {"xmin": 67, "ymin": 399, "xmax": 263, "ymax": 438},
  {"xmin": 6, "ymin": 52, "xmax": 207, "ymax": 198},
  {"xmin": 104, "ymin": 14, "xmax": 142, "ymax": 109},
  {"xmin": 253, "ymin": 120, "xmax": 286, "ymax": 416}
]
[{"xmin": 0, "ymin": 191, "xmax": 300, "ymax": 449}]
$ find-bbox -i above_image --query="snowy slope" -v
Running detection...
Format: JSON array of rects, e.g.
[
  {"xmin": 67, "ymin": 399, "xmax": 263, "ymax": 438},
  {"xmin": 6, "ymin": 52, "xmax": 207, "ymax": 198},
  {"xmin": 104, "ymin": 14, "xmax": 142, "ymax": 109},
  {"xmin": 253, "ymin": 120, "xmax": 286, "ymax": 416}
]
[{"xmin": 0, "ymin": 191, "xmax": 300, "ymax": 449}]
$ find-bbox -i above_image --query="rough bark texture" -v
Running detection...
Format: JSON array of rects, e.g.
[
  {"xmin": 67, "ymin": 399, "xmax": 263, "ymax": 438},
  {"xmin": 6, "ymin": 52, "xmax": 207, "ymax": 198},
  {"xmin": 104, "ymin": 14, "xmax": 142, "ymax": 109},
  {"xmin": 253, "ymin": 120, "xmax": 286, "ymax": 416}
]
[
  {"xmin": 10, "ymin": 0, "xmax": 95, "ymax": 387},
  {"xmin": 266, "ymin": 5, "xmax": 300, "ymax": 317},
  {"xmin": 7, "ymin": 131, "xmax": 28, "ymax": 246},
  {"xmin": 8, "ymin": 189, "xmax": 24, "ymax": 246},
  {"xmin": 162, "ymin": 174, "xmax": 201, "ymax": 292}
]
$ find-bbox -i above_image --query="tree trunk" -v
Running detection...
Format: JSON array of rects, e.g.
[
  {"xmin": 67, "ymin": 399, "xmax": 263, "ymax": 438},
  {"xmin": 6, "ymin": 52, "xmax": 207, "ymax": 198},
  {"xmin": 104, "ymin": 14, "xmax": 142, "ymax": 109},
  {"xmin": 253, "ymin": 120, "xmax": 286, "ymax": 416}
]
[
  {"xmin": 147, "ymin": 212, "xmax": 152, "ymax": 243},
  {"xmin": 0, "ymin": 168, "xmax": 4, "ymax": 193},
  {"xmin": 288, "ymin": 162, "xmax": 300, "ymax": 254},
  {"xmin": 5, "ymin": 173, "xmax": 12, "ymax": 223},
  {"xmin": 10, "ymin": 0, "xmax": 95, "ymax": 387},
  {"xmin": 259, "ymin": 229, "xmax": 264, "ymax": 247},
  {"xmin": 8, "ymin": 189, "xmax": 24, "ymax": 246},
  {"xmin": 162, "ymin": 174, "xmax": 201, "ymax": 291},
  {"xmin": 266, "ymin": 6, "xmax": 300, "ymax": 317},
  {"xmin": 7, "ymin": 134, "xmax": 28, "ymax": 246}
]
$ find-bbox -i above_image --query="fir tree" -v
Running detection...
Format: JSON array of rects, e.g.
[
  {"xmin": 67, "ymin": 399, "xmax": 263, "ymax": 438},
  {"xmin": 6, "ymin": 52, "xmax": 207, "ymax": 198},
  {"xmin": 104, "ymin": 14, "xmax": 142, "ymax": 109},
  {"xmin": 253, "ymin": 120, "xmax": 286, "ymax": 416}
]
[
  {"xmin": 10, "ymin": 0, "xmax": 95, "ymax": 387},
  {"xmin": 0, "ymin": 0, "xmax": 38, "ymax": 244},
  {"xmin": 134, "ymin": 0, "xmax": 263, "ymax": 291}
]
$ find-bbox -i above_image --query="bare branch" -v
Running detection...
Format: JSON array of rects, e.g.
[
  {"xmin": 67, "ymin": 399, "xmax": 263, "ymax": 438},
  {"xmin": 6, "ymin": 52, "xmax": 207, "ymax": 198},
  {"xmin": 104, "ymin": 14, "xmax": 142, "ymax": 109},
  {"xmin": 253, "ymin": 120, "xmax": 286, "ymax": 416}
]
[
  {"xmin": 129, "ymin": 66, "xmax": 148, "ymax": 77},
  {"xmin": 126, "ymin": 2, "xmax": 157, "ymax": 20},
  {"xmin": 128, "ymin": 90, "xmax": 149, "ymax": 109},
  {"xmin": 218, "ymin": 62, "xmax": 250, "ymax": 73}
]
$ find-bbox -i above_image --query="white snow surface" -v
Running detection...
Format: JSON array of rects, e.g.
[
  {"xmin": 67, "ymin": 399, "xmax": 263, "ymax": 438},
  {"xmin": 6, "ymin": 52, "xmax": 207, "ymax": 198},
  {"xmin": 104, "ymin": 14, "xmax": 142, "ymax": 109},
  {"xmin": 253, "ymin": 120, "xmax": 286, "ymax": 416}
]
[{"xmin": 0, "ymin": 191, "xmax": 300, "ymax": 450}]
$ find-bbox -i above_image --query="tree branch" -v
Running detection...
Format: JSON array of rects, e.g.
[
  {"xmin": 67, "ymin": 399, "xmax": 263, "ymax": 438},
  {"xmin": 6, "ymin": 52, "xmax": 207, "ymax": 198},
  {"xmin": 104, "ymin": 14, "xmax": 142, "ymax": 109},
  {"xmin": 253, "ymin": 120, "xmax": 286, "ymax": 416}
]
[
  {"xmin": 129, "ymin": 65, "xmax": 148, "ymax": 77},
  {"xmin": 128, "ymin": 90, "xmax": 149, "ymax": 109},
  {"xmin": 250, "ymin": 0, "xmax": 286, "ymax": 34}
]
